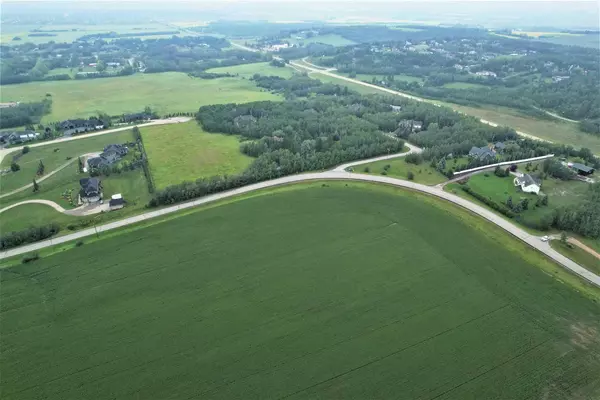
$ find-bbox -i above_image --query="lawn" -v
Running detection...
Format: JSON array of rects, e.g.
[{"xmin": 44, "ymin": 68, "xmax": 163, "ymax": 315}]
[
  {"xmin": 1, "ymin": 182, "xmax": 599, "ymax": 399},
  {"xmin": 0, "ymin": 203, "xmax": 77, "ymax": 233},
  {"xmin": 0, "ymin": 72, "xmax": 282, "ymax": 123},
  {"xmin": 357, "ymin": 157, "xmax": 447, "ymax": 185},
  {"xmin": 0, "ymin": 129, "xmax": 134, "ymax": 195},
  {"xmin": 442, "ymin": 82, "xmax": 489, "ymax": 89},
  {"xmin": 206, "ymin": 61, "xmax": 294, "ymax": 78},
  {"xmin": 141, "ymin": 122, "xmax": 253, "ymax": 188},
  {"xmin": 551, "ymin": 240, "xmax": 600, "ymax": 276}
]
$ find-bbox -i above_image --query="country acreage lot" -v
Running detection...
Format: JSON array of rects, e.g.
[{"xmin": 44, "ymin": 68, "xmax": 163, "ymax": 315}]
[
  {"xmin": 2, "ymin": 182, "xmax": 599, "ymax": 399},
  {"xmin": 0, "ymin": 72, "xmax": 282, "ymax": 123},
  {"xmin": 206, "ymin": 61, "xmax": 295, "ymax": 78},
  {"xmin": 141, "ymin": 122, "xmax": 253, "ymax": 188}
]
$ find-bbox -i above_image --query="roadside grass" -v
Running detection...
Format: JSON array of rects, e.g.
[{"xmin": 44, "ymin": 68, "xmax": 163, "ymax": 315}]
[
  {"xmin": 442, "ymin": 82, "xmax": 489, "ymax": 89},
  {"xmin": 287, "ymin": 34, "xmax": 356, "ymax": 46},
  {"xmin": 206, "ymin": 62, "xmax": 294, "ymax": 78},
  {"xmin": 0, "ymin": 72, "xmax": 282, "ymax": 123},
  {"xmin": 299, "ymin": 68, "xmax": 600, "ymax": 153},
  {"xmin": 357, "ymin": 157, "xmax": 447, "ymax": 185},
  {"xmin": 141, "ymin": 121, "xmax": 253, "ymax": 188},
  {"xmin": 0, "ymin": 129, "xmax": 134, "ymax": 194},
  {"xmin": 351, "ymin": 73, "xmax": 423, "ymax": 84},
  {"xmin": 0, "ymin": 203, "xmax": 77, "ymax": 233},
  {"xmin": 1, "ymin": 182, "xmax": 599, "ymax": 399},
  {"xmin": 551, "ymin": 240, "xmax": 600, "ymax": 276}
]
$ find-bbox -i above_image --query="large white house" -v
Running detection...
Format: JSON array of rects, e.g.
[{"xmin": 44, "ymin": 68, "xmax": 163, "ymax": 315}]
[{"xmin": 514, "ymin": 174, "xmax": 541, "ymax": 195}]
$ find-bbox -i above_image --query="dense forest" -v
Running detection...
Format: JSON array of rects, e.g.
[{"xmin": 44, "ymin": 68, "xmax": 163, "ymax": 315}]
[{"xmin": 554, "ymin": 184, "xmax": 600, "ymax": 238}]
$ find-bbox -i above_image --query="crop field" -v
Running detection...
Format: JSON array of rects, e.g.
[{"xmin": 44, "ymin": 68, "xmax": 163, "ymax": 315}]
[
  {"xmin": 2, "ymin": 182, "xmax": 599, "ymax": 399},
  {"xmin": 358, "ymin": 156, "xmax": 447, "ymax": 185},
  {"xmin": 206, "ymin": 61, "xmax": 295, "ymax": 79},
  {"xmin": 0, "ymin": 130, "xmax": 135, "ymax": 195},
  {"xmin": 141, "ymin": 122, "xmax": 253, "ymax": 188},
  {"xmin": 0, "ymin": 72, "xmax": 282, "ymax": 123}
]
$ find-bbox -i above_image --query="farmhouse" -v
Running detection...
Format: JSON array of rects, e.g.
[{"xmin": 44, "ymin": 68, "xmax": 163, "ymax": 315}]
[
  {"xmin": 514, "ymin": 174, "xmax": 541, "ymax": 195},
  {"xmin": 569, "ymin": 162, "xmax": 595, "ymax": 176},
  {"xmin": 79, "ymin": 177, "xmax": 102, "ymax": 203},
  {"xmin": 469, "ymin": 146, "xmax": 496, "ymax": 161}
]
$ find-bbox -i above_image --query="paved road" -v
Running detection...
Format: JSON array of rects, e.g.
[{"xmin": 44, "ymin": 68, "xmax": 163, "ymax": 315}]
[
  {"xmin": 0, "ymin": 117, "xmax": 191, "ymax": 164},
  {"xmin": 1, "ymin": 157, "xmax": 599, "ymax": 288},
  {"xmin": 0, "ymin": 152, "xmax": 98, "ymax": 199},
  {"xmin": 289, "ymin": 61, "xmax": 550, "ymax": 144},
  {"xmin": 333, "ymin": 143, "xmax": 422, "ymax": 172}
]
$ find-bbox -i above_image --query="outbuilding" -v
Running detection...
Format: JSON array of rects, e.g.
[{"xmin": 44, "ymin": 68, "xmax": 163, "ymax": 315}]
[{"xmin": 570, "ymin": 163, "xmax": 595, "ymax": 176}]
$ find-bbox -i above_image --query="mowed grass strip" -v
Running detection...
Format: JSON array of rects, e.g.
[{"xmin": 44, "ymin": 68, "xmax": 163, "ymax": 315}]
[
  {"xmin": 0, "ymin": 203, "xmax": 76, "ymax": 233},
  {"xmin": 358, "ymin": 156, "xmax": 447, "ymax": 185},
  {"xmin": 1, "ymin": 183, "xmax": 599, "ymax": 399},
  {"xmin": 0, "ymin": 72, "xmax": 282, "ymax": 123},
  {"xmin": 141, "ymin": 122, "xmax": 253, "ymax": 188},
  {"xmin": 0, "ymin": 129, "xmax": 135, "ymax": 194}
]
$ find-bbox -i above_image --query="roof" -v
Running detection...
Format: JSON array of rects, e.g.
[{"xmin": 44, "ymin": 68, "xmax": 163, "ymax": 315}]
[
  {"xmin": 80, "ymin": 177, "xmax": 101, "ymax": 195},
  {"xmin": 571, "ymin": 163, "xmax": 594, "ymax": 173},
  {"xmin": 87, "ymin": 157, "xmax": 106, "ymax": 168},
  {"xmin": 109, "ymin": 198, "xmax": 124, "ymax": 207},
  {"xmin": 515, "ymin": 174, "xmax": 540, "ymax": 188},
  {"xmin": 494, "ymin": 142, "xmax": 506, "ymax": 149},
  {"xmin": 111, "ymin": 193, "xmax": 122, "ymax": 200},
  {"xmin": 469, "ymin": 146, "xmax": 495, "ymax": 158}
]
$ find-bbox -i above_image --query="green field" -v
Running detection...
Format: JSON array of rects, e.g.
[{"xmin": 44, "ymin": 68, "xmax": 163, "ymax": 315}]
[
  {"xmin": 357, "ymin": 156, "xmax": 447, "ymax": 185},
  {"xmin": 142, "ymin": 122, "xmax": 253, "ymax": 188},
  {"xmin": 443, "ymin": 82, "xmax": 489, "ymax": 89},
  {"xmin": 551, "ymin": 240, "xmax": 600, "ymax": 276},
  {"xmin": 287, "ymin": 34, "xmax": 356, "ymax": 46},
  {"xmin": 0, "ymin": 72, "xmax": 281, "ymax": 123},
  {"xmin": 206, "ymin": 61, "xmax": 295, "ymax": 78},
  {"xmin": 0, "ymin": 130, "xmax": 135, "ymax": 195},
  {"xmin": 2, "ymin": 182, "xmax": 599, "ymax": 399},
  {"xmin": 0, "ymin": 203, "xmax": 76, "ymax": 233}
]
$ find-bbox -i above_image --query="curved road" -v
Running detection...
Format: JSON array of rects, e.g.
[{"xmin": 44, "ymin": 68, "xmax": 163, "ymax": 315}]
[
  {"xmin": 0, "ymin": 199, "xmax": 66, "ymax": 213},
  {"xmin": 1, "ymin": 155, "xmax": 599, "ymax": 288}
]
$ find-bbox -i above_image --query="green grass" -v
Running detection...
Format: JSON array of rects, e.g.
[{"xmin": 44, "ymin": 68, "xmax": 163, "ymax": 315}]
[
  {"xmin": 1, "ymin": 181, "xmax": 599, "ymax": 399},
  {"xmin": 206, "ymin": 61, "xmax": 294, "ymax": 78},
  {"xmin": 358, "ymin": 157, "xmax": 447, "ymax": 185},
  {"xmin": 352, "ymin": 73, "xmax": 423, "ymax": 84},
  {"xmin": 442, "ymin": 82, "xmax": 489, "ymax": 89},
  {"xmin": 0, "ymin": 72, "xmax": 281, "ymax": 123},
  {"xmin": 0, "ymin": 203, "xmax": 76, "ymax": 233},
  {"xmin": 287, "ymin": 34, "xmax": 356, "ymax": 46},
  {"xmin": 551, "ymin": 240, "xmax": 600, "ymax": 276},
  {"xmin": 141, "ymin": 122, "xmax": 253, "ymax": 188},
  {"xmin": 0, "ymin": 129, "xmax": 134, "ymax": 194}
]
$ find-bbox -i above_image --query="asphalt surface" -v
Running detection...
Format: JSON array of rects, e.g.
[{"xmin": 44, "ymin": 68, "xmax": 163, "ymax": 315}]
[{"xmin": 2, "ymin": 153, "xmax": 599, "ymax": 288}]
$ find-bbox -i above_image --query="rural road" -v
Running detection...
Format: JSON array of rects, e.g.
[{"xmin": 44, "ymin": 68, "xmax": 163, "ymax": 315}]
[
  {"xmin": 2, "ymin": 154, "xmax": 599, "ymax": 288},
  {"xmin": 0, "ymin": 152, "xmax": 98, "ymax": 199},
  {"xmin": 0, "ymin": 117, "xmax": 191, "ymax": 165},
  {"xmin": 289, "ymin": 60, "xmax": 549, "ymax": 143}
]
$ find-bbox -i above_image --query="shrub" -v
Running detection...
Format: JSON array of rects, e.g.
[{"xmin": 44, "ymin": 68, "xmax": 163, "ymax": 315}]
[
  {"xmin": 22, "ymin": 146, "xmax": 30, "ymax": 154},
  {"xmin": 22, "ymin": 253, "xmax": 40, "ymax": 264},
  {"xmin": 407, "ymin": 171, "xmax": 415, "ymax": 180},
  {"xmin": 75, "ymin": 240, "xmax": 84, "ymax": 247},
  {"xmin": 10, "ymin": 162, "xmax": 20, "ymax": 172},
  {"xmin": 405, "ymin": 153, "xmax": 423, "ymax": 165},
  {"xmin": 381, "ymin": 170, "xmax": 388, "ymax": 175},
  {"xmin": 364, "ymin": 166, "xmax": 370, "ymax": 173}
]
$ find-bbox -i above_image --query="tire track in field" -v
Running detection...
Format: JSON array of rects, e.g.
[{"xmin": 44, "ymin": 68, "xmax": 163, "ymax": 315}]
[{"xmin": 277, "ymin": 304, "xmax": 511, "ymax": 399}]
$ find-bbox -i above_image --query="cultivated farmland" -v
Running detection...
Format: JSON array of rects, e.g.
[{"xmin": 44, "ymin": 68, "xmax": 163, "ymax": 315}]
[
  {"xmin": 141, "ymin": 122, "xmax": 253, "ymax": 188},
  {"xmin": 0, "ymin": 72, "xmax": 282, "ymax": 123},
  {"xmin": 2, "ymin": 182, "xmax": 599, "ymax": 399}
]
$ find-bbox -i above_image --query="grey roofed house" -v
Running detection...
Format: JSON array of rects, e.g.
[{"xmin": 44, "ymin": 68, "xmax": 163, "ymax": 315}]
[
  {"xmin": 570, "ymin": 162, "xmax": 595, "ymax": 175},
  {"xmin": 469, "ymin": 146, "xmax": 496, "ymax": 160},
  {"xmin": 87, "ymin": 157, "xmax": 109, "ymax": 170},
  {"xmin": 100, "ymin": 150, "xmax": 120, "ymax": 163},
  {"xmin": 494, "ymin": 142, "xmax": 506, "ymax": 151},
  {"xmin": 515, "ymin": 174, "xmax": 540, "ymax": 187},
  {"xmin": 103, "ymin": 144, "xmax": 128, "ymax": 156},
  {"xmin": 79, "ymin": 177, "xmax": 102, "ymax": 198}
]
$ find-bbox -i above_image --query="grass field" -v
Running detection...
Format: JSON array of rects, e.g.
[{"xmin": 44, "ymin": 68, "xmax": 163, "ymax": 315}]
[
  {"xmin": 357, "ymin": 157, "xmax": 447, "ymax": 185},
  {"xmin": 287, "ymin": 34, "xmax": 356, "ymax": 46},
  {"xmin": 1, "ymin": 182, "xmax": 599, "ymax": 399},
  {"xmin": 206, "ymin": 62, "xmax": 295, "ymax": 79},
  {"xmin": 0, "ymin": 130, "xmax": 135, "ymax": 194},
  {"xmin": 0, "ymin": 203, "xmax": 76, "ymax": 233},
  {"xmin": 551, "ymin": 240, "xmax": 600, "ymax": 276},
  {"xmin": 0, "ymin": 72, "xmax": 281, "ymax": 123},
  {"xmin": 141, "ymin": 122, "xmax": 253, "ymax": 188}
]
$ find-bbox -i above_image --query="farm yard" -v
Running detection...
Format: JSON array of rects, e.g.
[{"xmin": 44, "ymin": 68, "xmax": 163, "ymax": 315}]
[
  {"xmin": 141, "ymin": 122, "xmax": 253, "ymax": 189},
  {"xmin": 1, "ymin": 182, "xmax": 599, "ymax": 399},
  {"xmin": 0, "ymin": 72, "xmax": 282, "ymax": 123}
]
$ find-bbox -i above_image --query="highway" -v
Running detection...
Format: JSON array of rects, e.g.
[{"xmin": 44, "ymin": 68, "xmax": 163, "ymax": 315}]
[{"xmin": 2, "ymin": 153, "xmax": 599, "ymax": 288}]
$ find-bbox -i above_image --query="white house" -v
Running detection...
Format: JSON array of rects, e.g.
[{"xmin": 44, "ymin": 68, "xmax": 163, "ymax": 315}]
[{"xmin": 514, "ymin": 174, "xmax": 541, "ymax": 195}]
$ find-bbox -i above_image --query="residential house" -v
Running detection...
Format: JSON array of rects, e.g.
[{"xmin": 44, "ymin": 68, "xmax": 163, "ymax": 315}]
[
  {"xmin": 79, "ymin": 177, "xmax": 102, "ymax": 203},
  {"xmin": 469, "ymin": 146, "xmax": 496, "ymax": 161},
  {"xmin": 59, "ymin": 119, "xmax": 105, "ymax": 136},
  {"xmin": 2, "ymin": 130, "xmax": 40, "ymax": 144},
  {"xmin": 103, "ymin": 144, "xmax": 128, "ymax": 156},
  {"xmin": 87, "ymin": 156, "xmax": 110, "ymax": 170},
  {"xmin": 569, "ymin": 163, "xmax": 595, "ymax": 176},
  {"xmin": 109, "ymin": 193, "xmax": 125, "ymax": 210},
  {"xmin": 121, "ymin": 113, "xmax": 153, "ymax": 123},
  {"xmin": 475, "ymin": 71, "xmax": 497, "ymax": 78},
  {"xmin": 494, "ymin": 142, "xmax": 506, "ymax": 152},
  {"xmin": 514, "ymin": 174, "xmax": 541, "ymax": 195}
]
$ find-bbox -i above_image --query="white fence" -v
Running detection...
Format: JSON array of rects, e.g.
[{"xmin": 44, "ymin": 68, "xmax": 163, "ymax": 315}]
[{"xmin": 453, "ymin": 154, "xmax": 555, "ymax": 176}]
